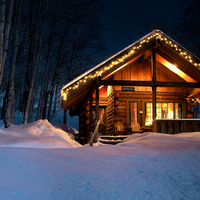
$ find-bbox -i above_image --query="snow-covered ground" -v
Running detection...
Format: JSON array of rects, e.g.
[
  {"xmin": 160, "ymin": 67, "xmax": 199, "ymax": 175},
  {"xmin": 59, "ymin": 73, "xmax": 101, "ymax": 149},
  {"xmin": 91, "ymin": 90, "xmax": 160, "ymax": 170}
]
[
  {"xmin": 0, "ymin": 119, "xmax": 81, "ymax": 149},
  {"xmin": 0, "ymin": 120, "xmax": 200, "ymax": 200}
]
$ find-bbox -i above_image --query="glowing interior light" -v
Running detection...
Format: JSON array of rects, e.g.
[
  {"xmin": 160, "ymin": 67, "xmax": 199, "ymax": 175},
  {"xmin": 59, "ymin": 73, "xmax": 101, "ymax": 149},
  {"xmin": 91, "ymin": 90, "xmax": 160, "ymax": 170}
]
[
  {"xmin": 156, "ymin": 54, "xmax": 196, "ymax": 82},
  {"xmin": 98, "ymin": 85, "xmax": 104, "ymax": 89}
]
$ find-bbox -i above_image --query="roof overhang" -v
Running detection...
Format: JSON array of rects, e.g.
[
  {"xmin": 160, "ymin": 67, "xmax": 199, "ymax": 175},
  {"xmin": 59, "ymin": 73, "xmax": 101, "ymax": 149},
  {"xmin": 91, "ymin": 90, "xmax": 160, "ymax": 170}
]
[{"xmin": 61, "ymin": 30, "xmax": 200, "ymax": 111}]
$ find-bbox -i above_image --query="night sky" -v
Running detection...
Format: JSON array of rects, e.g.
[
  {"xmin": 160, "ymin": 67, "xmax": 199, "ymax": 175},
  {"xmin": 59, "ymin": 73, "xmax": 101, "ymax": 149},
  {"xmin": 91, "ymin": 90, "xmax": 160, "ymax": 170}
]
[{"xmin": 101, "ymin": 0, "xmax": 183, "ymax": 56}]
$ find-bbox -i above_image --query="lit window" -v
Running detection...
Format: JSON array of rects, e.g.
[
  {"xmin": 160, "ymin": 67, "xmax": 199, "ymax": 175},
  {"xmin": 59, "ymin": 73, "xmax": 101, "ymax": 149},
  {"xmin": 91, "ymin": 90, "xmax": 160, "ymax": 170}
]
[{"xmin": 145, "ymin": 102, "xmax": 183, "ymax": 126}]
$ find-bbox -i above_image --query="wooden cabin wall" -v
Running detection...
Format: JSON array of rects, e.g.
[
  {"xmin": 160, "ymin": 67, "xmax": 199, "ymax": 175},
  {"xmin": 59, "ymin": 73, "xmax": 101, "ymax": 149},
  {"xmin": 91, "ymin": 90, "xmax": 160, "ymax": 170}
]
[
  {"xmin": 114, "ymin": 91, "xmax": 188, "ymax": 128},
  {"xmin": 114, "ymin": 60, "xmax": 188, "ymax": 93},
  {"xmin": 107, "ymin": 92, "xmax": 115, "ymax": 135},
  {"xmin": 186, "ymin": 98, "xmax": 195, "ymax": 118},
  {"xmin": 79, "ymin": 97, "xmax": 94, "ymax": 144}
]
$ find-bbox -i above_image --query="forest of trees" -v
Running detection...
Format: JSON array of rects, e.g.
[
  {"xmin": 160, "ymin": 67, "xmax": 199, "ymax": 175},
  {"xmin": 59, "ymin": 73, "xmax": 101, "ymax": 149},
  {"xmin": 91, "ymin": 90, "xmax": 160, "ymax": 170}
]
[
  {"xmin": 141, "ymin": 0, "xmax": 200, "ymax": 58},
  {"xmin": 0, "ymin": 0, "xmax": 104, "ymax": 127}
]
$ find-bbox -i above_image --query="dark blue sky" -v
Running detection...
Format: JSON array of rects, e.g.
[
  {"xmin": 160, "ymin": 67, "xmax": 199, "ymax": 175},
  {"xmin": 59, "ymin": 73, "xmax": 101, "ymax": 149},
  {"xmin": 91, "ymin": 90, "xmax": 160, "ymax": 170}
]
[{"xmin": 101, "ymin": 0, "xmax": 183, "ymax": 56}]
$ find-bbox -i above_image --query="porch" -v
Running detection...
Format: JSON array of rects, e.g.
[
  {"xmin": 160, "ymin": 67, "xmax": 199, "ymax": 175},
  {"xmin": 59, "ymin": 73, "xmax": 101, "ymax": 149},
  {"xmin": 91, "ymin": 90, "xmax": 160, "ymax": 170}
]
[{"xmin": 154, "ymin": 119, "xmax": 200, "ymax": 134}]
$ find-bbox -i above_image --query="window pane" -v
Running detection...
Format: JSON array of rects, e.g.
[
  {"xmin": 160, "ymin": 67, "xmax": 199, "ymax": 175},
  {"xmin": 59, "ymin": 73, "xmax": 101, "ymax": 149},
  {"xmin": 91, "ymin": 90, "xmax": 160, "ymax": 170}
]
[
  {"xmin": 145, "ymin": 103, "xmax": 152, "ymax": 126},
  {"xmin": 144, "ymin": 102, "xmax": 183, "ymax": 126}
]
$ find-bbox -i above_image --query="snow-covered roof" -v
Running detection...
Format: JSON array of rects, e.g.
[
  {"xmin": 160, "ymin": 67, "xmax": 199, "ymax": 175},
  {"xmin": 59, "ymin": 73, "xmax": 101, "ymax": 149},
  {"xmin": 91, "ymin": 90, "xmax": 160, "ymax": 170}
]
[{"xmin": 61, "ymin": 29, "xmax": 200, "ymax": 111}]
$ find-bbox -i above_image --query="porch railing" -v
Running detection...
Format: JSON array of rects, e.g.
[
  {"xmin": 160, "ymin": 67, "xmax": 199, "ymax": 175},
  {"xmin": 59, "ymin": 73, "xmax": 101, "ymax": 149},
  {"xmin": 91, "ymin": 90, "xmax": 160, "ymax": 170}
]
[{"xmin": 90, "ymin": 120, "xmax": 100, "ymax": 146}]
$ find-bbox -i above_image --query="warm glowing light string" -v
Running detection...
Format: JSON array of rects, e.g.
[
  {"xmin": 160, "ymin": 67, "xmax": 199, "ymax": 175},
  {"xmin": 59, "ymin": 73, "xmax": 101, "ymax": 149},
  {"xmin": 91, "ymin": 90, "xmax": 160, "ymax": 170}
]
[{"xmin": 61, "ymin": 30, "xmax": 200, "ymax": 100}]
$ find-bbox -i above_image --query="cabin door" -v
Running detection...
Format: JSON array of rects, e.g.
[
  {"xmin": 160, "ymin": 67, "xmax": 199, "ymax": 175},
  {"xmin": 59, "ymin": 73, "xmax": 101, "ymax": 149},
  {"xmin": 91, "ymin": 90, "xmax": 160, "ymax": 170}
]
[
  {"xmin": 128, "ymin": 101, "xmax": 139, "ymax": 128},
  {"xmin": 99, "ymin": 106, "xmax": 107, "ymax": 135}
]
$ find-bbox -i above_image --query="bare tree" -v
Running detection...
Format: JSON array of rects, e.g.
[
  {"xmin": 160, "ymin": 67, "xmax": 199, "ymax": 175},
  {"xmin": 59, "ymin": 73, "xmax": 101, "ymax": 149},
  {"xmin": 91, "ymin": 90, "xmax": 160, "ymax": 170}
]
[
  {"xmin": 176, "ymin": 0, "xmax": 200, "ymax": 57},
  {"xmin": 0, "ymin": 0, "xmax": 14, "ymax": 86},
  {"xmin": 5, "ymin": 0, "xmax": 22, "ymax": 127},
  {"xmin": 23, "ymin": 0, "xmax": 48, "ymax": 124},
  {"xmin": 0, "ymin": 0, "xmax": 104, "ymax": 125}
]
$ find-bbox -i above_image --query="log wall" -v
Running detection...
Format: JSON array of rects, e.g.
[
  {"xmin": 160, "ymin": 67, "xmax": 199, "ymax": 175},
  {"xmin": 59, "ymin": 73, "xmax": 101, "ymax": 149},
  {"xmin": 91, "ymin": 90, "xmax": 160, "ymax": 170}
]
[
  {"xmin": 79, "ymin": 91, "xmax": 195, "ymax": 140},
  {"xmin": 114, "ymin": 91, "xmax": 189, "ymax": 128},
  {"xmin": 79, "ymin": 97, "xmax": 95, "ymax": 144}
]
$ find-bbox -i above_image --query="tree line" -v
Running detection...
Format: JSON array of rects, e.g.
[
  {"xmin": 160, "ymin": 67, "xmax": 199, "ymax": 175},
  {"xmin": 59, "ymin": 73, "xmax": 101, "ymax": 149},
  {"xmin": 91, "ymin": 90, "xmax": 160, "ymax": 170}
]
[
  {"xmin": 140, "ymin": 0, "xmax": 200, "ymax": 59},
  {"xmin": 0, "ymin": 0, "xmax": 104, "ymax": 127}
]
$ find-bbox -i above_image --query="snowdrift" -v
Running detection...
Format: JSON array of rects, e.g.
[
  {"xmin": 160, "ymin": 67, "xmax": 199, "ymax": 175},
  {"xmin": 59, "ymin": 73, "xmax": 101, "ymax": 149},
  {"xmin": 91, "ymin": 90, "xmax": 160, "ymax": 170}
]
[
  {"xmin": 0, "ymin": 119, "xmax": 81, "ymax": 149},
  {"xmin": 119, "ymin": 132, "xmax": 200, "ymax": 150}
]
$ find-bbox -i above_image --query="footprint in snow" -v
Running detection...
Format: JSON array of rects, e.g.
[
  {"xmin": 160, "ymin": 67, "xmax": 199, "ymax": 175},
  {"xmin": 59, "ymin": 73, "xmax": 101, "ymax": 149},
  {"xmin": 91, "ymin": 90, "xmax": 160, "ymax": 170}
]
[
  {"xmin": 66, "ymin": 175, "xmax": 83, "ymax": 183},
  {"xmin": 78, "ymin": 187, "xmax": 89, "ymax": 192},
  {"xmin": 11, "ymin": 191, "xmax": 21, "ymax": 195},
  {"xmin": 82, "ymin": 182, "xmax": 91, "ymax": 186},
  {"xmin": 69, "ymin": 175, "xmax": 83, "ymax": 179},
  {"xmin": 50, "ymin": 190, "xmax": 57, "ymax": 197},
  {"xmin": 129, "ymin": 169, "xmax": 144, "ymax": 174}
]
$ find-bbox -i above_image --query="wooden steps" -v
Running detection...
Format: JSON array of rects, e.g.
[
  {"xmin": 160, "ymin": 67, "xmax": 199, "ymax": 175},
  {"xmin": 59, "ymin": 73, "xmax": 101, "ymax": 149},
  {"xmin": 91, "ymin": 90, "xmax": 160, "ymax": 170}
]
[{"xmin": 98, "ymin": 135, "xmax": 128, "ymax": 145}]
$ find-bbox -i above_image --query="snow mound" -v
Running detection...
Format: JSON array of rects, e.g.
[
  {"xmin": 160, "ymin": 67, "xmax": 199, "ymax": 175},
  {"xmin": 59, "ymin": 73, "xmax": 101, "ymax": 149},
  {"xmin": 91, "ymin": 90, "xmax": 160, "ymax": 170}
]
[
  {"xmin": 0, "ymin": 119, "xmax": 82, "ymax": 149},
  {"xmin": 119, "ymin": 132, "xmax": 200, "ymax": 150}
]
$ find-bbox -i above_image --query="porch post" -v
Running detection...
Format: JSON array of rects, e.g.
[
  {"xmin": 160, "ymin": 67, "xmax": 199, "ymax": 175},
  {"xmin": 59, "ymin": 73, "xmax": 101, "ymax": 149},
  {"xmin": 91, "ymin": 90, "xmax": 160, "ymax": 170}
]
[
  {"xmin": 95, "ymin": 84, "xmax": 99, "ymax": 142},
  {"xmin": 152, "ymin": 49, "xmax": 157, "ymax": 130}
]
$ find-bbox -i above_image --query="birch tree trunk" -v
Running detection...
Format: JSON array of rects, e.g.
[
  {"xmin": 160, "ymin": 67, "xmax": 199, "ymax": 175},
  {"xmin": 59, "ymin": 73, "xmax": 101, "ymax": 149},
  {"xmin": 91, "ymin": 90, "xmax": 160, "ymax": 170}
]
[
  {"xmin": 47, "ymin": 23, "xmax": 68, "ymax": 121},
  {"xmin": 1, "ymin": 83, "xmax": 9, "ymax": 120},
  {"xmin": 10, "ymin": 91, "xmax": 15, "ymax": 124},
  {"xmin": 0, "ymin": 0, "xmax": 5, "ymax": 85},
  {"xmin": 37, "ymin": 0, "xmax": 60, "ymax": 120},
  {"xmin": 5, "ymin": 0, "xmax": 21, "ymax": 128},
  {"xmin": 53, "ymin": 79, "xmax": 59, "ymax": 117},
  {"xmin": 0, "ymin": 0, "xmax": 14, "ymax": 86},
  {"xmin": 23, "ymin": 0, "xmax": 48, "ymax": 124},
  {"xmin": 47, "ymin": 82, "xmax": 54, "ymax": 121}
]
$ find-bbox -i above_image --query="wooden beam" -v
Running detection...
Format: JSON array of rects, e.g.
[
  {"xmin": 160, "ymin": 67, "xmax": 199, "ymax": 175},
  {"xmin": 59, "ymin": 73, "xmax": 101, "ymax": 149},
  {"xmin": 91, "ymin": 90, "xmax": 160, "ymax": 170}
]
[
  {"xmin": 157, "ymin": 45, "xmax": 200, "ymax": 82},
  {"xmin": 152, "ymin": 49, "xmax": 157, "ymax": 123},
  {"xmin": 95, "ymin": 83, "xmax": 99, "ymax": 143},
  {"xmin": 155, "ymin": 60, "xmax": 186, "ymax": 82},
  {"xmin": 152, "ymin": 86, "xmax": 157, "ymax": 124},
  {"xmin": 98, "ymin": 80, "xmax": 200, "ymax": 88},
  {"xmin": 99, "ymin": 80, "xmax": 153, "ymax": 86},
  {"xmin": 152, "ymin": 49, "xmax": 156, "ymax": 82},
  {"xmin": 156, "ymin": 81, "xmax": 200, "ymax": 87},
  {"xmin": 140, "ymin": 50, "xmax": 151, "ymax": 62}
]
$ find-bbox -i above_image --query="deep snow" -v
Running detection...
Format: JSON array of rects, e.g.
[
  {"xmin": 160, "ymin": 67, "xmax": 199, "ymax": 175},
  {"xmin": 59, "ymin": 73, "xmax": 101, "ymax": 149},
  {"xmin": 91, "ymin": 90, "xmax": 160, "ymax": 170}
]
[
  {"xmin": 0, "ymin": 120, "xmax": 200, "ymax": 200},
  {"xmin": 0, "ymin": 119, "xmax": 81, "ymax": 149}
]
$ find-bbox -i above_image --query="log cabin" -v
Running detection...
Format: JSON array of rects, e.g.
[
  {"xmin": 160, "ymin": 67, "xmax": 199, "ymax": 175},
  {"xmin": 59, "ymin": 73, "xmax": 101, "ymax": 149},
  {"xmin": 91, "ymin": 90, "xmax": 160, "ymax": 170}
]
[{"xmin": 60, "ymin": 30, "xmax": 200, "ymax": 144}]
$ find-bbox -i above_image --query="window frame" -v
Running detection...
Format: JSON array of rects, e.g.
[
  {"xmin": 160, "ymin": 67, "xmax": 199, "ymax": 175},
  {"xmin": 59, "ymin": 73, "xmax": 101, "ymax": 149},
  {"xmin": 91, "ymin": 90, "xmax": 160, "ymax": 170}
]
[
  {"xmin": 127, "ymin": 100, "xmax": 140, "ymax": 128},
  {"xmin": 143, "ymin": 100, "xmax": 185, "ymax": 128}
]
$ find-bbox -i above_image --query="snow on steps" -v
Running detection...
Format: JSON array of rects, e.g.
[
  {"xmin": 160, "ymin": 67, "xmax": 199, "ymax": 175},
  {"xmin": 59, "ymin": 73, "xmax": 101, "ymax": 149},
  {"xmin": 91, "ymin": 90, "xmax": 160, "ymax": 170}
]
[{"xmin": 98, "ymin": 135, "xmax": 128, "ymax": 145}]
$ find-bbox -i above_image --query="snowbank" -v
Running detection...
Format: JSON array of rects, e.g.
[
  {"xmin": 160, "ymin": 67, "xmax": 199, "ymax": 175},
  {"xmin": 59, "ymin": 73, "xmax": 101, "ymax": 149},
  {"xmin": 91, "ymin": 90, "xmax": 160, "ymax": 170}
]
[
  {"xmin": 0, "ymin": 119, "xmax": 81, "ymax": 149},
  {"xmin": 119, "ymin": 132, "xmax": 200, "ymax": 150},
  {"xmin": 0, "ymin": 131, "xmax": 200, "ymax": 200}
]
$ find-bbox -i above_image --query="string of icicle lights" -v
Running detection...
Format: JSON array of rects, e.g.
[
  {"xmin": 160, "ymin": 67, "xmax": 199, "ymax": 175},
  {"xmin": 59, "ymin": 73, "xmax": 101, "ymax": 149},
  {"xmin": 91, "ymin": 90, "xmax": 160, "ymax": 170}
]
[{"xmin": 62, "ymin": 31, "xmax": 200, "ymax": 100}]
